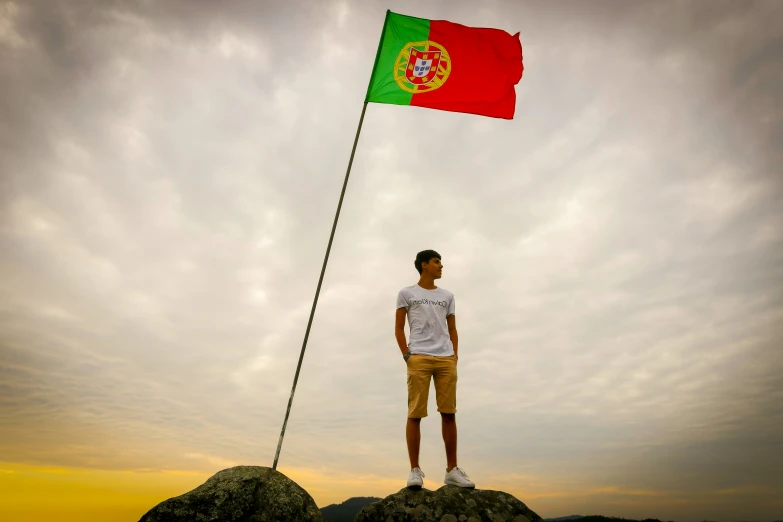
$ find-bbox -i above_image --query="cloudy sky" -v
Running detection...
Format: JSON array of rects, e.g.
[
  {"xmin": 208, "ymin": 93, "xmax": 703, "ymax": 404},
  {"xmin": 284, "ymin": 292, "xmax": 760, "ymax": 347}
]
[{"xmin": 1, "ymin": 0, "xmax": 782, "ymax": 521}]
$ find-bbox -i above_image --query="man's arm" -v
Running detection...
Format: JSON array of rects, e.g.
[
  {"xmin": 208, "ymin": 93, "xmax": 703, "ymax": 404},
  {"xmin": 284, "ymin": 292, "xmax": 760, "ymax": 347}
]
[
  {"xmin": 447, "ymin": 314, "xmax": 458, "ymax": 359},
  {"xmin": 395, "ymin": 307, "xmax": 409, "ymax": 356}
]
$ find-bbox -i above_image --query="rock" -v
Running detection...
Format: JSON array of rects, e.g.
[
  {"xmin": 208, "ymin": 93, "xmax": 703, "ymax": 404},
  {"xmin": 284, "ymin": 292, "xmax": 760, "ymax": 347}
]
[
  {"xmin": 138, "ymin": 465, "xmax": 323, "ymax": 522},
  {"xmin": 355, "ymin": 485, "xmax": 543, "ymax": 522}
]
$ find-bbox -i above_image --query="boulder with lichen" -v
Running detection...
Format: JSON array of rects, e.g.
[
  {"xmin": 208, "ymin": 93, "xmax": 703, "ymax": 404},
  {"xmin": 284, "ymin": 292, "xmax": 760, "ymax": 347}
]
[
  {"xmin": 138, "ymin": 465, "xmax": 323, "ymax": 522},
  {"xmin": 355, "ymin": 484, "xmax": 543, "ymax": 522}
]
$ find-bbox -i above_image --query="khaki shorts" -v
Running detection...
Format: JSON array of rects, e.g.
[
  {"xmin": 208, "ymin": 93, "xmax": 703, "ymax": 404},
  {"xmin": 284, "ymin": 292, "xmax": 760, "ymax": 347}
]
[{"xmin": 406, "ymin": 354, "xmax": 458, "ymax": 418}]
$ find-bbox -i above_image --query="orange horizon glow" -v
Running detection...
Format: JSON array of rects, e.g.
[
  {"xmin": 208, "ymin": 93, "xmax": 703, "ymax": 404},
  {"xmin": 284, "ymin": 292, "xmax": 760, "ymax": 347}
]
[{"xmin": 2, "ymin": 462, "xmax": 780, "ymax": 522}]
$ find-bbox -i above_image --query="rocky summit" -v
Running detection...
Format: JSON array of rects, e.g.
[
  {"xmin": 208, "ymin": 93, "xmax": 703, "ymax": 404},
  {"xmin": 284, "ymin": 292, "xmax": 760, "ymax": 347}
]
[
  {"xmin": 355, "ymin": 485, "xmax": 543, "ymax": 522},
  {"xmin": 138, "ymin": 465, "xmax": 323, "ymax": 522}
]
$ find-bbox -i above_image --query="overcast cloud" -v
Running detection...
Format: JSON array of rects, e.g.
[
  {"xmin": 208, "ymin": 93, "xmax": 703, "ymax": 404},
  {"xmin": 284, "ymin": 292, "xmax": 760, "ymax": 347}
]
[{"xmin": 1, "ymin": 1, "xmax": 782, "ymax": 521}]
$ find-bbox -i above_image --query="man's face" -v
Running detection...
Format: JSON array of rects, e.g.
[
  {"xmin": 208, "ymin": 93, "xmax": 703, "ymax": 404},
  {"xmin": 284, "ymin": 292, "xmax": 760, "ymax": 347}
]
[{"xmin": 423, "ymin": 257, "xmax": 443, "ymax": 279}]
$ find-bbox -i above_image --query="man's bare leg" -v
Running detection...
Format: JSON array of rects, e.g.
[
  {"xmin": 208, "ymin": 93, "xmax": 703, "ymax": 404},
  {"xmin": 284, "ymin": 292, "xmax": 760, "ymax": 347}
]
[
  {"xmin": 441, "ymin": 412, "xmax": 457, "ymax": 472},
  {"xmin": 406, "ymin": 417, "xmax": 422, "ymax": 469}
]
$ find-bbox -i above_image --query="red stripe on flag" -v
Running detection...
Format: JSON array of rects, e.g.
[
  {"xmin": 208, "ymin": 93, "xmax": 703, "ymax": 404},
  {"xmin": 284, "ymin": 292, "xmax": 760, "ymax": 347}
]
[{"xmin": 410, "ymin": 20, "xmax": 523, "ymax": 119}]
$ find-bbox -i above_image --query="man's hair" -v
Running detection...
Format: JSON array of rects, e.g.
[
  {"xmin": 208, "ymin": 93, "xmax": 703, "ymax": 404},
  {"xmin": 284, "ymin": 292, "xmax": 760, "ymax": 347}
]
[{"xmin": 414, "ymin": 250, "xmax": 441, "ymax": 275}]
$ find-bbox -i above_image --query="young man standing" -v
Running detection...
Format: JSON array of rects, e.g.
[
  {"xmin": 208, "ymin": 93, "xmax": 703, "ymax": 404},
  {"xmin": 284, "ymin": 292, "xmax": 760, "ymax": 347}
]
[{"xmin": 395, "ymin": 250, "xmax": 475, "ymax": 489}]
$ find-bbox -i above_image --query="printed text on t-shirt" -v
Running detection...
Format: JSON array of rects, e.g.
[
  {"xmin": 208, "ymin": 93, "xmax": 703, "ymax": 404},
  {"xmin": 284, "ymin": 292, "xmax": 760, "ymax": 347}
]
[{"xmin": 409, "ymin": 299, "xmax": 448, "ymax": 307}]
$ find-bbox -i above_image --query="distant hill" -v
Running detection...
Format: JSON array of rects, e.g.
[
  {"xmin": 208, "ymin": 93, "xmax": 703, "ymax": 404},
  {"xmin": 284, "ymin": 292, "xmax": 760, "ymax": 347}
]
[
  {"xmin": 320, "ymin": 496, "xmax": 382, "ymax": 522},
  {"xmin": 566, "ymin": 516, "xmax": 669, "ymax": 522},
  {"xmin": 543, "ymin": 516, "xmax": 673, "ymax": 522}
]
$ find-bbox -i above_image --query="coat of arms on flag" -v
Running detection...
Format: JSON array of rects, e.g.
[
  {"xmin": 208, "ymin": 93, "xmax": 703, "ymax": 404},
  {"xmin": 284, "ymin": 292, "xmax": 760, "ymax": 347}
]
[
  {"xmin": 393, "ymin": 40, "xmax": 451, "ymax": 94},
  {"xmin": 406, "ymin": 47, "xmax": 441, "ymax": 84}
]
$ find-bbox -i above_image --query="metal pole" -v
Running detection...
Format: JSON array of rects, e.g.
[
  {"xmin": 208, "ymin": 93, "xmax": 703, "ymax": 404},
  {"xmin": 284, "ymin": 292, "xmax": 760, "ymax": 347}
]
[{"xmin": 273, "ymin": 101, "xmax": 369, "ymax": 470}]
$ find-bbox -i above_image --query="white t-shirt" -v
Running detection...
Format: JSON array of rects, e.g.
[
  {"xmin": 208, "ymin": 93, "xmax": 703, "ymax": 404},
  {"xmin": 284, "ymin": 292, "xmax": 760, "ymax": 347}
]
[{"xmin": 396, "ymin": 284, "xmax": 456, "ymax": 357}]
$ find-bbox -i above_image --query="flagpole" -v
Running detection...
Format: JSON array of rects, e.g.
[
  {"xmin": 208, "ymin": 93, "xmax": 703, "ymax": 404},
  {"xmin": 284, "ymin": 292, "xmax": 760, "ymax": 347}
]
[
  {"xmin": 272, "ymin": 8, "xmax": 390, "ymax": 471},
  {"xmin": 272, "ymin": 101, "xmax": 369, "ymax": 470}
]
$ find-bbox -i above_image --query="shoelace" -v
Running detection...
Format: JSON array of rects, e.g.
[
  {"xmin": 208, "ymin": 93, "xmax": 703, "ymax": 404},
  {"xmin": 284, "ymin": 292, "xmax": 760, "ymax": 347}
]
[
  {"xmin": 413, "ymin": 468, "xmax": 425, "ymax": 478},
  {"xmin": 452, "ymin": 467, "xmax": 469, "ymax": 478}
]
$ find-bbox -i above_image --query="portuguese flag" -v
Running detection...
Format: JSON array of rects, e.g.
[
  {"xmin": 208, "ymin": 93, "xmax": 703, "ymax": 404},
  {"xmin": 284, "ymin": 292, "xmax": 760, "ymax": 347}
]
[{"xmin": 366, "ymin": 10, "xmax": 524, "ymax": 119}]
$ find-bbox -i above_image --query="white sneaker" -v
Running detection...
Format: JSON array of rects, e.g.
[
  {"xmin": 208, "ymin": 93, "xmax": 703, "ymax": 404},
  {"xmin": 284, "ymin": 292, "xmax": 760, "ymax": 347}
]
[
  {"xmin": 444, "ymin": 466, "xmax": 475, "ymax": 488},
  {"xmin": 407, "ymin": 467, "xmax": 425, "ymax": 488}
]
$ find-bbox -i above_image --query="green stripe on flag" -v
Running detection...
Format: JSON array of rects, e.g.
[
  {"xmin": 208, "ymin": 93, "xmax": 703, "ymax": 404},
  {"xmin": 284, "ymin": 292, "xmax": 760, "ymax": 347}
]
[{"xmin": 365, "ymin": 11, "xmax": 430, "ymax": 105}]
